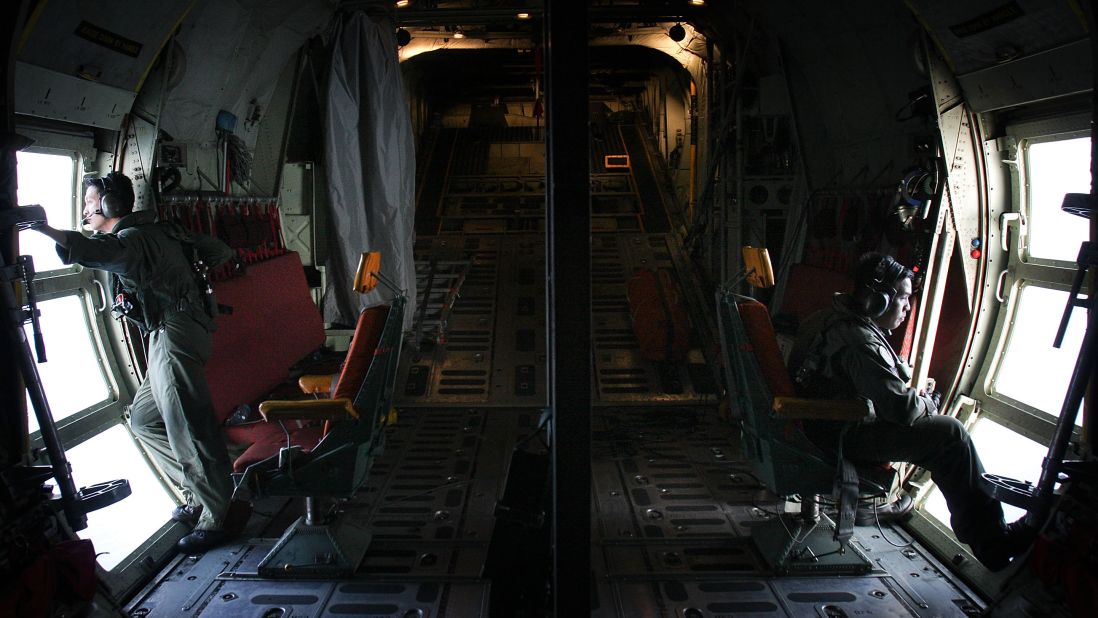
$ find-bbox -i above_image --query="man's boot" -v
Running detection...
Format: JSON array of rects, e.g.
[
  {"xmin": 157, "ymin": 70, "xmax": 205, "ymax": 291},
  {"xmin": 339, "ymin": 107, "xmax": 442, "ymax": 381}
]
[
  {"xmin": 171, "ymin": 504, "xmax": 202, "ymax": 527},
  {"xmin": 970, "ymin": 517, "xmax": 1037, "ymax": 572},
  {"xmin": 855, "ymin": 494, "xmax": 914, "ymax": 526}
]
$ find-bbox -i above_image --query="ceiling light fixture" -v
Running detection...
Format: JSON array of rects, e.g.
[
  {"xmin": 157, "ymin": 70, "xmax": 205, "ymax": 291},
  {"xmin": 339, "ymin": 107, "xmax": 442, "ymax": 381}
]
[
  {"xmin": 453, "ymin": 28, "xmax": 465, "ymax": 39},
  {"xmin": 689, "ymin": 0, "xmax": 705, "ymax": 6},
  {"xmin": 516, "ymin": 12, "xmax": 531, "ymax": 20},
  {"xmin": 395, "ymin": 0, "xmax": 410, "ymax": 7},
  {"xmin": 668, "ymin": 23, "xmax": 686, "ymax": 42}
]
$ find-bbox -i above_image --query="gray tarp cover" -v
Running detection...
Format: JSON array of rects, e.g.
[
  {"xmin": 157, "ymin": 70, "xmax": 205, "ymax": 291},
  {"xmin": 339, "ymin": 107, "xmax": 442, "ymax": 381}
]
[{"xmin": 323, "ymin": 13, "xmax": 416, "ymax": 328}]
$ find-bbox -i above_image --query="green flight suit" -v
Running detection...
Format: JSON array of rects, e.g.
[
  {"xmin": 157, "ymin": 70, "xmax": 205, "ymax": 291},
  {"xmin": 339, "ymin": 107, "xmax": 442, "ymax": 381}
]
[
  {"xmin": 57, "ymin": 211, "xmax": 235, "ymax": 531},
  {"xmin": 793, "ymin": 293, "xmax": 1005, "ymax": 546}
]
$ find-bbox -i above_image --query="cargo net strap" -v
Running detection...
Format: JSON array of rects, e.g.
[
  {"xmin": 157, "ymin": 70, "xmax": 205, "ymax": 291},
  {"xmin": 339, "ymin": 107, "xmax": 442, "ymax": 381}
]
[
  {"xmin": 159, "ymin": 197, "xmax": 286, "ymax": 280},
  {"xmin": 801, "ymin": 190, "xmax": 894, "ymax": 273}
]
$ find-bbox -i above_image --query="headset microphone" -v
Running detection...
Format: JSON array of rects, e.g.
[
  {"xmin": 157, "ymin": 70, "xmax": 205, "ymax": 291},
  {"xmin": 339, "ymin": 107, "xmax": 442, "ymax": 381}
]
[{"xmin": 81, "ymin": 209, "xmax": 104, "ymax": 225}]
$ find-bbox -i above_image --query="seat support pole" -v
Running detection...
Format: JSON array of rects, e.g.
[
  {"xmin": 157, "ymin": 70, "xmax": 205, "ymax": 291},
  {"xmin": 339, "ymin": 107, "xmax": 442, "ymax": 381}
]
[
  {"xmin": 800, "ymin": 496, "xmax": 820, "ymax": 523},
  {"xmin": 305, "ymin": 496, "xmax": 319, "ymax": 526}
]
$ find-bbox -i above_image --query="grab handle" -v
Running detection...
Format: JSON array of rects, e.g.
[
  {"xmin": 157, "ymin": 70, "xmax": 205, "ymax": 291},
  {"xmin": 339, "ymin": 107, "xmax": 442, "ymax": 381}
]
[
  {"xmin": 92, "ymin": 279, "xmax": 108, "ymax": 313},
  {"xmin": 995, "ymin": 270, "xmax": 1010, "ymax": 303}
]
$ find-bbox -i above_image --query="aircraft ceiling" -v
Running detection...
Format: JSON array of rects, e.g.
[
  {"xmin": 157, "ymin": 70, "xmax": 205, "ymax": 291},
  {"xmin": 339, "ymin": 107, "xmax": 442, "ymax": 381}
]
[
  {"xmin": 18, "ymin": 0, "xmax": 194, "ymax": 93},
  {"xmin": 13, "ymin": 1, "xmax": 1093, "ymax": 140},
  {"xmin": 15, "ymin": 0, "xmax": 336, "ymax": 137},
  {"xmin": 904, "ymin": 0, "xmax": 1087, "ymax": 74}
]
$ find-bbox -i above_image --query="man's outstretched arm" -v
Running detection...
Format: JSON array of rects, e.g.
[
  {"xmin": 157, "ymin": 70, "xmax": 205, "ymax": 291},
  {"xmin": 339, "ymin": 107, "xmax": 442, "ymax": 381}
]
[{"xmin": 31, "ymin": 223, "xmax": 71, "ymax": 248}]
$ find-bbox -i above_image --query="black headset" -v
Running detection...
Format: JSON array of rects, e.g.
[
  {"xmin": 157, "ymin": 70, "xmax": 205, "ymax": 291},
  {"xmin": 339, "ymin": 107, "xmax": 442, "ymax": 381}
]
[
  {"xmin": 855, "ymin": 255, "xmax": 906, "ymax": 318},
  {"xmin": 98, "ymin": 172, "xmax": 135, "ymax": 219}
]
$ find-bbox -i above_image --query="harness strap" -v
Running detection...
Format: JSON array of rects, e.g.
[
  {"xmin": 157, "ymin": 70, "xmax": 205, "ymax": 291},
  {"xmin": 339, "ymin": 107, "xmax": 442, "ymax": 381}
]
[{"xmin": 834, "ymin": 458, "xmax": 859, "ymax": 546}]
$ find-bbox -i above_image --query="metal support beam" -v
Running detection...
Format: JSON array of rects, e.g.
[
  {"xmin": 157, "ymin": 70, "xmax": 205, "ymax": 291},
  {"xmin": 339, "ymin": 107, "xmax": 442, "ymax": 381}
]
[
  {"xmin": 1, "ymin": 0, "xmax": 31, "ymax": 470},
  {"xmin": 380, "ymin": 6, "xmax": 706, "ymax": 26},
  {"xmin": 545, "ymin": 0, "xmax": 590, "ymax": 614}
]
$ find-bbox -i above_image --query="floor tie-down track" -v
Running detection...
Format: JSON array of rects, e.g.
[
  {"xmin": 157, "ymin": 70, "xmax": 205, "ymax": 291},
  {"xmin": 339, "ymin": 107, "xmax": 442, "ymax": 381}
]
[
  {"xmin": 125, "ymin": 407, "xmax": 536, "ymax": 617},
  {"xmin": 396, "ymin": 232, "xmax": 719, "ymax": 409},
  {"xmin": 128, "ymin": 405, "xmax": 986, "ymax": 617},
  {"xmin": 590, "ymin": 408, "xmax": 986, "ymax": 617}
]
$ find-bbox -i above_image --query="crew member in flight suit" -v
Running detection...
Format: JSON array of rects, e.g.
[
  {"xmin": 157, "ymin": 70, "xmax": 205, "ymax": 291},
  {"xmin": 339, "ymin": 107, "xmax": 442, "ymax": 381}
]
[
  {"xmin": 792, "ymin": 252, "xmax": 1034, "ymax": 571},
  {"xmin": 33, "ymin": 172, "xmax": 242, "ymax": 554}
]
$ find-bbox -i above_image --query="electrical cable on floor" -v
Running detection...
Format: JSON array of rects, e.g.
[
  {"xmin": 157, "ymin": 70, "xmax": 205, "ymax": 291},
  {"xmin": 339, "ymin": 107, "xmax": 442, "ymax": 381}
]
[
  {"xmin": 749, "ymin": 502, "xmax": 784, "ymax": 517},
  {"xmin": 870, "ymin": 501, "xmax": 916, "ymax": 548},
  {"xmin": 776, "ymin": 509, "xmax": 817, "ymax": 545}
]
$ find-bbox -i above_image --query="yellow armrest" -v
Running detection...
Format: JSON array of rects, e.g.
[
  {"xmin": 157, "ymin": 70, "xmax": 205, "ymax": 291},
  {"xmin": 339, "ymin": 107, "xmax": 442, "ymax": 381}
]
[
  {"xmin": 772, "ymin": 396, "xmax": 874, "ymax": 422},
  {"xmin": 258, "ymin": 398, "xmax": 358, "ymax": 422},
  {"xmin": 353, "ymin": 251, "xmax": 382, "ymax": 293},
  {"xmin": 298, "ymin": 374, "xmax": 336, "ymax": 395}
]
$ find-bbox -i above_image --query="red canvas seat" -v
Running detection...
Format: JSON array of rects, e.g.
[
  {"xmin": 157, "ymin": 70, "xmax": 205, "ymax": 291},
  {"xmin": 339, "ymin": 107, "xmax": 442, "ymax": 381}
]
[
  {"xmin": 232, "ymin": 304, "xmax": 389, "ymax": 471},
  {"xmin": 197, "ymin": 252, "xmax": 327, "ymax": 469}
]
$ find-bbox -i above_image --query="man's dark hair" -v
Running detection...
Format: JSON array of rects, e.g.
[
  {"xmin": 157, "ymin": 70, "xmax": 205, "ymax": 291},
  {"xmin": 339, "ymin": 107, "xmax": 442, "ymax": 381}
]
[{"xmin": 852, "ymin": 252, "xmax": 913, "ymax": 290}]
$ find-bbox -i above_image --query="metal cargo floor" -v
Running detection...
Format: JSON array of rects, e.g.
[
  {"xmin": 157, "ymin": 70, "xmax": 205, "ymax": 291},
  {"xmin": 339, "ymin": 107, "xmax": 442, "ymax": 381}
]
[{"xmin": 127, "ymin": 405, "xmax": 984, "ymax": 617}]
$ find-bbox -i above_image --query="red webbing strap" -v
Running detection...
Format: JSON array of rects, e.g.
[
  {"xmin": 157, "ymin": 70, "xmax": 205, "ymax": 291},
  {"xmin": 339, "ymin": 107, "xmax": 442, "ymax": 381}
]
[{"xmin": 268, "ymin": 201, "xmax": 285, "ymax": 253}]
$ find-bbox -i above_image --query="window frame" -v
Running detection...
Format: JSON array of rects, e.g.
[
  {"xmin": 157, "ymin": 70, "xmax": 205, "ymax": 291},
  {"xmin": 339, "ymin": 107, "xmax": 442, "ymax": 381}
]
[
  {"xmin": 24, "ymin": 277, "xmax": 118, "ymax": 441},
  {"xmin": 968, "ymin": 116, "xmax": 1088, "ymax": 446},
  {"xmin": 15, "ymin": 140, "xmax": 180, "ymax": 594},
  {"xmin": 17, "ymin": 145, "xmax": 130, "ymax": 450},
  {"xmin": 898, "ymin": 108, "xmax": 1090, "ymax": 595},
  {"xmin": 1018, "ymin": 129, "xmax": 1093, "ymax": 267}
]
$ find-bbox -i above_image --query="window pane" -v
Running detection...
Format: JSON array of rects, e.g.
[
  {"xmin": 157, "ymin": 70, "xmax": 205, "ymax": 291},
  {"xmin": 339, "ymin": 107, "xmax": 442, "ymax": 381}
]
[
  {"xmin": 994, "ymin": 284, "xmax": 1085, "ymax": 425},
  {"xmin": 68, "ymin": 424, "xmax": 176, "ymax": 571},
  {"xmin": 23, "ymin": 295, "xmax": 110, "ymax": 434},
  {"xmin": 16, "ymin": 151, "xmax": 76, "ymax": 272},
  {"xmin": 922, "ymin": 418, "xmax": 1046, "ymax": 527},
  {"xmin": 1026, "ymin": 137, "xmax": 1091, "ymax": 263}
]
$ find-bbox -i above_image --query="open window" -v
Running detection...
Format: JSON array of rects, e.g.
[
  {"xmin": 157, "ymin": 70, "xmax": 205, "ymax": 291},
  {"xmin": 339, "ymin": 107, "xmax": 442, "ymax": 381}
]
[
  {"xmin": 978, "ymin": 125, "xmax": 1090, "ymax": 435},
  {"xmin": 921, "ymin": 119, "xmax": 1090, "ymax": 533},
  {"xmin": 16, "ymin": 148, "xmax": 177, "ymax": 586},
  {"xmin": 16, "ymin": 149, "xmax": 114, "ymax": 430}
]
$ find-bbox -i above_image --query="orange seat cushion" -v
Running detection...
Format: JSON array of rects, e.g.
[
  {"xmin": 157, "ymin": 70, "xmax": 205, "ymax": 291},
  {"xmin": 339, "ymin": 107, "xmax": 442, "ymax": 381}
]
[
  {"xmin": 737, "ymin": 299, "xmax": 796, "ymax": 398},
  {"xmin": 332, "ymin": 305, "xmax": 390, "ymax": 401}
]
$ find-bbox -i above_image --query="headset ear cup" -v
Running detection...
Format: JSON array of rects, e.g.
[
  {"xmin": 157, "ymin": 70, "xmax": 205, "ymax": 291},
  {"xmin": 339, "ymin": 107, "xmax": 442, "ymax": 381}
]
[
  {"xmin": 101, "ymin": 191, "xmax": 119, "ymax": 218},
  {"xmin": 98, "ymin": 172, "xmax": 134, "ymax": 218},
  {"xmin": 864, "ymin": 291, "xmax": 890, "ymax": 318},
  {"xmin": 855, "ymin": 284, "xmax": 889, "ymax": 318},
  {"xmin": 100, "ymin": 189, "xmax": 132, "ymax": 218}
]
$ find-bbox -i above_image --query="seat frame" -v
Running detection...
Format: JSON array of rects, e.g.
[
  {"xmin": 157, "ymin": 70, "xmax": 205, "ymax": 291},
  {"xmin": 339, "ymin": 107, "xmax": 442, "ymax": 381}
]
[
  {"xmin": 716, "ymin": 290, "xmax": 891, "ymax": 574},
  {"xmin": 233, "ymin": 294, "xmax": 406, "ymax": 578}
]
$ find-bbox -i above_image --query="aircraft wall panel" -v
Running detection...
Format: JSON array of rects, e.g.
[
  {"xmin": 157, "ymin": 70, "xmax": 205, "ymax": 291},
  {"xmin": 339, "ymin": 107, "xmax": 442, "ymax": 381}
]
[{"xmin": 16, "ymin": 62, "xmax": 136, "ymax": 130}]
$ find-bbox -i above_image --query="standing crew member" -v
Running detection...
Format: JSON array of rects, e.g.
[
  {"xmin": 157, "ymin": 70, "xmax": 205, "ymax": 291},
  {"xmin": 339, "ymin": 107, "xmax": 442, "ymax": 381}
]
[
  {"xmin": 33, "ymin": 171, "xmax": 242, "ymax": 554},
  {"xmin": 793, "ymin": 252, "xmax": 1034, "ymax": 571}
]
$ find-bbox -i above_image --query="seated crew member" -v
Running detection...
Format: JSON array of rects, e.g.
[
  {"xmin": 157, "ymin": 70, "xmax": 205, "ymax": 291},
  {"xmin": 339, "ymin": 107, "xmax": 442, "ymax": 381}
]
[
  {"xmin": 792, "ymin": 252, "xmax": 1033, "ymax": 571},
  {"xmin": 32, "ymin": 172, "xmax": 246, "ymax": 554}
]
